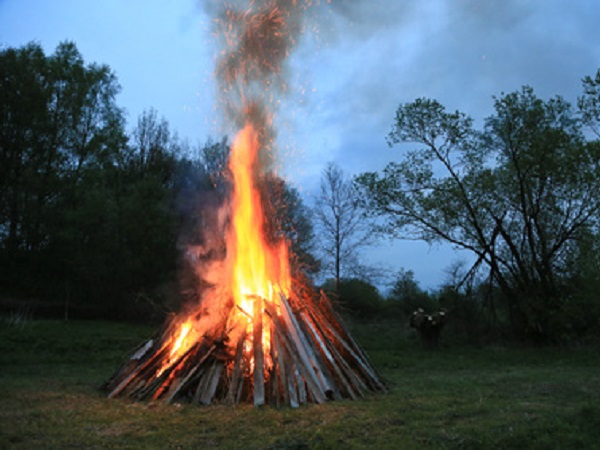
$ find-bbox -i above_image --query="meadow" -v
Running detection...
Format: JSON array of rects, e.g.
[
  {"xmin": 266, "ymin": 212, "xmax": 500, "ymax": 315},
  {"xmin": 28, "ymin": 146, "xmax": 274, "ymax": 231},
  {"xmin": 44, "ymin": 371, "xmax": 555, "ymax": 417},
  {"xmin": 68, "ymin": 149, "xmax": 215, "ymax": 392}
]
[{"xmin": 1, "ymin": 318, "xmax": 599, "ymax": 449}]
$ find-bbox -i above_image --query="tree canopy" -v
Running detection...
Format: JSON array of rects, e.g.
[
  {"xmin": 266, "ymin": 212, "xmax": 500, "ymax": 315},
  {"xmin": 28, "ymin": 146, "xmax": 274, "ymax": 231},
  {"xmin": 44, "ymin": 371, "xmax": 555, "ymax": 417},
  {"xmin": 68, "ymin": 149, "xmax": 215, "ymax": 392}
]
[
  {"xmin": 357, "ymin": 78, "xmax": 600, "ymax": 342},
  {"xmin": 0, "ymin": 42, "xmax": 181, "ymax": 318}
]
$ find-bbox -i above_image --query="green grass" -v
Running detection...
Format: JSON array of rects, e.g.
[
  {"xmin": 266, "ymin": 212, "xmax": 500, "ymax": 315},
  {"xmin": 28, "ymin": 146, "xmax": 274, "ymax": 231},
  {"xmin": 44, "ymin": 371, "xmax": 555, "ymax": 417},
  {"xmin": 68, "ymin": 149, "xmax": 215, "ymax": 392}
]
[{"xmin": 1, "ymin": 319, "xmax": 599, "ymax": 449}]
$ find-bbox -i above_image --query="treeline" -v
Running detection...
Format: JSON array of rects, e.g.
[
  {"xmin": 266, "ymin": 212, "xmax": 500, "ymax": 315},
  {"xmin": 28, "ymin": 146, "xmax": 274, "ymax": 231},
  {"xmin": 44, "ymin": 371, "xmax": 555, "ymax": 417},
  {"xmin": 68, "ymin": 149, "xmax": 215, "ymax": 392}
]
[
  {"xmin": 2, "ymin": 41, "xmax": 599, "ymax": 344},
  {"xmin": 0, "ymin": 41, "xmax": 316, "ymax": 321},
  {"xmin": 1, "ymin": 42, "xmax": 185, "ymax": 319}
]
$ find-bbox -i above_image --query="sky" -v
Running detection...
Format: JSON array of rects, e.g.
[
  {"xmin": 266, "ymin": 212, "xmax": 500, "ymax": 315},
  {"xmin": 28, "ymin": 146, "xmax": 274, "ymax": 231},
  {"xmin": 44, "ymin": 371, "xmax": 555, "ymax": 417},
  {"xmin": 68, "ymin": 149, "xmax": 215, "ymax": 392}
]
[{"xmin": 2, "ymin": 0, "xmax": 600, "ymax": 291}]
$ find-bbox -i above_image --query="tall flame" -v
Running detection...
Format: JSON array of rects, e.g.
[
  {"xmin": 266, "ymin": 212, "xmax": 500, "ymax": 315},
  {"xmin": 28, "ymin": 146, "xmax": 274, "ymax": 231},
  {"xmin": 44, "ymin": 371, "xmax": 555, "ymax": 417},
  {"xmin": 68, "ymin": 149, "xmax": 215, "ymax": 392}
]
[
  {"xmin": 228, "ymin": 123, "xmax": 291, "ymax": 313},
  {"xmin": 106, "ymin": 1, "xmax": 387, "ymax": 406},
  {"xmin": 154, "ymin": 0, "xmax": 304, "ymax": 381}
]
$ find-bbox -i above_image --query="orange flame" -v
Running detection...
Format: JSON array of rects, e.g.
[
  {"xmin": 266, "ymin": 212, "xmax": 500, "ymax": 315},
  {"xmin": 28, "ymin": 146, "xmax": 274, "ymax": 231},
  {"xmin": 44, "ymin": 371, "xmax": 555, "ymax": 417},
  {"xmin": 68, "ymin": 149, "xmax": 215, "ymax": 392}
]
[
  {"xmin": 155, "ymin": 0, "xmax": 301, "ymax": 382},
  {"xmin": 154, "ymin": 123, "xmax": 292, "ymax": 377},
  {"xmin": 229, "ymin": 123, "xmax": 291, "ymax": 310},
  {"xmin": 155, "ymin": 318, "xmax": 195, "ymax": 377},
  {"xmin": 227, "ymin": 123, "xmax": 292, "ymax": 357}
]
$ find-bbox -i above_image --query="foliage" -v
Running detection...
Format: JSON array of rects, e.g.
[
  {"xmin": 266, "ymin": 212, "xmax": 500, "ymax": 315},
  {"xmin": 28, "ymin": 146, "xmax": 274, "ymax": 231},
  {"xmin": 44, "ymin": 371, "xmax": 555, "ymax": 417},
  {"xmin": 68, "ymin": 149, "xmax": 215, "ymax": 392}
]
[
  {"xmin": 326, "ymin": 277, "xmax": 384, "ymax": 319},
  {"xmin": 357, "ymin": 81, "xmax": 600, "ymax": 343},
  {"xmin": 579, "ymin": 68, "xmax": 600, "ymax": 137},
  {"xmin": 0, "ymin": 42, "xmax": 180, "ymax": 318},
  {"xmin": 387, "ymin": 268, "xmax": 438, "ymax": 316},
  {"xmin": 261, "ymin": 174, "xmax": 319, "ymax": 274}
]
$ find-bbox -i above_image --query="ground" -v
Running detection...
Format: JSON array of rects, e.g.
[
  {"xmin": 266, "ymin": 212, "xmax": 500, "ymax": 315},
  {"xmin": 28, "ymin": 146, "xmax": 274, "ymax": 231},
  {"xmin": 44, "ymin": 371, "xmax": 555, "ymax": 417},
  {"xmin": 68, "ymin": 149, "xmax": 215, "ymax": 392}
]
[{"xmin": 1, "ymin": 318, "xmax": 599, "ymax": 449}]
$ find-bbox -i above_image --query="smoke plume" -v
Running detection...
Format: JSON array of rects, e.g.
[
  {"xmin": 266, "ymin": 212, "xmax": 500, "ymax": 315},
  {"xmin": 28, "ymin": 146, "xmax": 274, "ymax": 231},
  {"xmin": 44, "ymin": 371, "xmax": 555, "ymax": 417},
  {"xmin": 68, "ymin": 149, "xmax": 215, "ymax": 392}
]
[{"xmin": 208, "ymin": 0, "xmax": 311, "ymax": 169}]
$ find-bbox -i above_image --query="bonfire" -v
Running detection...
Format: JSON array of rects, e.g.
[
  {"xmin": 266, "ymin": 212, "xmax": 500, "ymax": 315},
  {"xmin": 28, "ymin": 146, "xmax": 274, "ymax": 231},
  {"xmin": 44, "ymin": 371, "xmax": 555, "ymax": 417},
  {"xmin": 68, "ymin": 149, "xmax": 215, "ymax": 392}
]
[{"xmin": 105, "ymin": 0, "xmax": 385, "ymax": 407}]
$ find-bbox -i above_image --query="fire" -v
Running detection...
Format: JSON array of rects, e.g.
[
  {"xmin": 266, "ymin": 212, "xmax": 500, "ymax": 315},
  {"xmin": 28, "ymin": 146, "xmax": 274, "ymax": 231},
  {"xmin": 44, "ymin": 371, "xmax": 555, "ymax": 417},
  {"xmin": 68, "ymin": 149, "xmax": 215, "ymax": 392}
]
[
  {"xmin": 226, "ymin": 122, "xmax": 292, "ymax": 368},
  {"xmin": 228, "ymin": 123, "xmax": 291, "ymax": 317},
  {"xmin": 153, "ymin": 123, "xmax": 292, "ymax": 377},
  {"xmin": 106, "ymin": 0, "xmax": 386, "ymax": 406},
  {"xmin": 155, "ymin": 318, "xmax": 195, "ymax": 377},
  {"xmin": 169, "ymin": 320, "xmax": 193, "ymax": 358}
]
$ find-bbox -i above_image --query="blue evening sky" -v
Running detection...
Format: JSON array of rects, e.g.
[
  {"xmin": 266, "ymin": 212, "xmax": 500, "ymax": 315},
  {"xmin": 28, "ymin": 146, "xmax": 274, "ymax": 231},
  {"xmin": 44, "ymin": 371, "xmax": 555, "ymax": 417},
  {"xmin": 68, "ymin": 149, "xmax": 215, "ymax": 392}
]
[{"xmin": 2, "ymin": 0, "xmax": 600, "ymax": 290}]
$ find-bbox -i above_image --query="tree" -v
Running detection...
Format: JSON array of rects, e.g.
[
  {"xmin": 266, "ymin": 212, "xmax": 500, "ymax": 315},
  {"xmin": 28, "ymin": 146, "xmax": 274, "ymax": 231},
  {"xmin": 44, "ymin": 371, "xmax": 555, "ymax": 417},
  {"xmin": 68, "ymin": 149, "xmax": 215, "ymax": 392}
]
[
  {"xmin": 0, "ymin": 42, "xmax": 184, "ymax": 320},
  {"xmin": 579, "ymin": 68, "xmax": 600, "ymax": 138},
  {"xmin": 314, "ymin": 162, "xmax": 373, "ymax": 290},
  {"xmin": 200, "ymin": 136, "xmax": 231, "ymax": 195},
  {"xmin": 336, "ymin": 278, "xmax": 383, "ymax": 318},
  {"xmin": 357, "ymin": 84, "xmax": 600, "ymax": 342},
  {"xmin": 0, "ymin": 41, "xmax": 127, "ymax": 301},
  {"xmin": 261, "ymin": 174, "xmax": 318, "ymax": 274}
]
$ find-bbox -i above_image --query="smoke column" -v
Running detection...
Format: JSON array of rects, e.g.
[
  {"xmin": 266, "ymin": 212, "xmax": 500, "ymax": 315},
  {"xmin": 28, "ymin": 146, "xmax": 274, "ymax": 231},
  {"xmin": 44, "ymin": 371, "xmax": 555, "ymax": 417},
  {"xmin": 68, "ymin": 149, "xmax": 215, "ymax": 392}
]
[{"xmin": 211, "ymin": 0, "xmax": 310, "ymax": 171}]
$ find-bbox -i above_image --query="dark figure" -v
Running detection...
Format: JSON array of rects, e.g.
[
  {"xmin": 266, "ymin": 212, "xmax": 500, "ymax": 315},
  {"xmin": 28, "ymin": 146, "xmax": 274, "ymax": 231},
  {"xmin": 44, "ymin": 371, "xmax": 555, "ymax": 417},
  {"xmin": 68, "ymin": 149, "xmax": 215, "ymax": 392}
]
[{"xmin": 409, "ymin": 308, "xmax": 447, "ymax": 348}]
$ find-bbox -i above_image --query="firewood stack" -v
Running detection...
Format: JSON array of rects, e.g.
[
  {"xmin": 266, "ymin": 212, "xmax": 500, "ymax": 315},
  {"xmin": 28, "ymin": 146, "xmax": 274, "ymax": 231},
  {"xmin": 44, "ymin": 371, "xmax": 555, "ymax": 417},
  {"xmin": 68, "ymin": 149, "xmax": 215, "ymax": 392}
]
[{"xmin": 105, "ymin": 290, "xmax": 385, "ymax": 407}]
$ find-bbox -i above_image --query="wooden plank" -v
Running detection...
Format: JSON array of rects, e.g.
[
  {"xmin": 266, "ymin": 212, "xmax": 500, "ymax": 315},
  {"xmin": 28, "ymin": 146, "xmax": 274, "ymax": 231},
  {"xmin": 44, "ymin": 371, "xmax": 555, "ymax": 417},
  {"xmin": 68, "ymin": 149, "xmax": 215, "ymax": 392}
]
[
  {"xmin": 301, "ymin": 312, "xmax": 358, "ymax": 399},
  {"xmin": 264, "ymin": 299, "xmax": 325, "ymax": 403},
  {"xmin": 273, "ymin": 329, "xmax": 298, "ymax": 407},
  {"xmin": 318, "ymin": 299, "xmax": 386, "ymax": 392},
  {"xmin": 268, "ymin": 324, "xmax": 279, "ymax": 407},
  {"xmin": 226, "ymin": 332, "xmax": 247, "ymax": 404},
  {"xmin": 253, "ymin": 296, "xmax": 265, "ymax": 406},
  {"xmin": 296, "ymin": 369, "xmax": 307, "ymax": 404},
  {"xmin": 309, "ymin": 307, "xmax": 385, "ymax": 392},
  {"xmin": 299, "ymin": 312, "xmax": 343, "ymax": 400},
  {"xmin": 277, "ymin": 293, "xmax": 327, "ymax": 402},
  {"xmin": 108, "ymin": 343, "xmax": 171, "ymax": 399},
  {"xmin": 193, "ymin": 361, "xmax": 214, "ymax": 404},
  {"xmin": 200, "ymin": 361, "xmax": 224, "ymax": 405},
  {"xmin": 164, "ymin": 344, "xmax": 216, "ymax": 403}
]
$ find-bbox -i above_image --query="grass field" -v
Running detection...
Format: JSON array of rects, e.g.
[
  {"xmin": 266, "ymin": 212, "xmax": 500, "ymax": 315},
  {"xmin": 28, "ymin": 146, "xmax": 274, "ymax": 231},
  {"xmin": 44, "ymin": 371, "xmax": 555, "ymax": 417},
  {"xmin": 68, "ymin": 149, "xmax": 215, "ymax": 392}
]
[{"xmin": 1, "ymin": 318, "xmax": 599, "ymax": 449}]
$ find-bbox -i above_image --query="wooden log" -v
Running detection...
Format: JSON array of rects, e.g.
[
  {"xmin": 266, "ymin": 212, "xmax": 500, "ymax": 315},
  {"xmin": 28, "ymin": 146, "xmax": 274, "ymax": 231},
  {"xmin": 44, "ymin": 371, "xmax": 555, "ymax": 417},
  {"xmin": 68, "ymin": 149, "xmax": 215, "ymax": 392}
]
[
  {"xmin": 226, "ymin": 332, "xmax": 247, "ymax": 404},
  {"xmin": 273, "ymin": 328, "xmax": 298, "ymax": 407},
  {"xmin": 164, "ymin": 344, "xmax": 216, "ymax": 403},
  {"xmin": 253, "ymin": 296, "xmax": 265, "ymax": 407},
  {"xmin": 277, "ymin": 293, "xmax": 327, "ymax": 402},
  {"xmin": 201, "ymin": 361, "xmax": 224, "ymax": 405},
  {"xmin": 264, "ymin": 299, "xmax": 325, "ymax": 403}
]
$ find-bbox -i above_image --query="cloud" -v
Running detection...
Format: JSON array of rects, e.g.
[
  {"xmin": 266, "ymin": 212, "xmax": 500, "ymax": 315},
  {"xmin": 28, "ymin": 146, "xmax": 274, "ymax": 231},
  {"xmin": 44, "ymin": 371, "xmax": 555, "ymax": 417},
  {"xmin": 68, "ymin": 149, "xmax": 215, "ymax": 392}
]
[{"xmin": 281, "ymin": 0, "xmax": 600, "ymax": 287}]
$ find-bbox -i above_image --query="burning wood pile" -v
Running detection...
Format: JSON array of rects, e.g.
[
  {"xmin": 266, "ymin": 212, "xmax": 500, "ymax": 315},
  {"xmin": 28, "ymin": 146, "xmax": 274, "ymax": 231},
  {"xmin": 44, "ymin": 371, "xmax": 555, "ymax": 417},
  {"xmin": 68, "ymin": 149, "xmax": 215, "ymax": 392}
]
[
  {"xmin": 105, "ymin": 0, "xmax": 385, "ymax": 406},
  {"xmin": 105, "ymin": 289, "xmax": 384, "ymax": 407}
]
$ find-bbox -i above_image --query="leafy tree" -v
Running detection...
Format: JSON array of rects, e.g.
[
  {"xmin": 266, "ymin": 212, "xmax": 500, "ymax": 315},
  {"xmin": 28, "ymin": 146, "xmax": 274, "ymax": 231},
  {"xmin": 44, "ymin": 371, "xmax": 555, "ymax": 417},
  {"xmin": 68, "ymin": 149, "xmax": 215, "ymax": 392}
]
[
  {"xmin": 579, "ymin": 68, "xmax": 600, "ymax": 138},
  {"xmin": 0, "ymin": 42, "xmax": 183, "ymax": 319},
  {"xmin": 389, "ymin": 268, "xmax": 423, "ymax": 302},
  {"xmin": 129, "ymin": 108, "xmax": 178, "ymax": 181},
  {"xmin": 200, "ymin": 136, "xmax": 231, "ymax": 195},
  {"xmin": 0, "ymin": 41, "xmax": 126, "ymax": 300},
  {"xmin": 314, "ymin": 162, "xmax": 373, "ymax": 291},
  {"xmin": 332, "ymin": 278, "xmax": 383, "ymax": 319},
  {"xmin": 357, "ymin": 84, "xmax": 600, "ymax": 342},
  {"xmin": 261, "ymin": 174, "xmax": 318, "ymax": 274}
]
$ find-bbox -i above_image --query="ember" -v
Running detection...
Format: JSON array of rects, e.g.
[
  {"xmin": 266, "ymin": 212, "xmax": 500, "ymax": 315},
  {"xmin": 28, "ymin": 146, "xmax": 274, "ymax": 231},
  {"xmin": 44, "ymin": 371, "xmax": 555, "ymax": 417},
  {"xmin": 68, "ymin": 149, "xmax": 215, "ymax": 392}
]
[{"xmin": 105, "ymin": 0, "xmax": 385, "ymax": 407}]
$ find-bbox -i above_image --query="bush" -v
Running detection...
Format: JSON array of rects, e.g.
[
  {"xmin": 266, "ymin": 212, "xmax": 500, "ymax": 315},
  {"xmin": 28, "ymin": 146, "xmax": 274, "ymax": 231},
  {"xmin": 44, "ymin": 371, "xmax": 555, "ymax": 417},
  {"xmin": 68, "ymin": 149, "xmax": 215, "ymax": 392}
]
[{"xmin": 327, "ymin": 278, "xmax": 384, "ymax": 319}]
